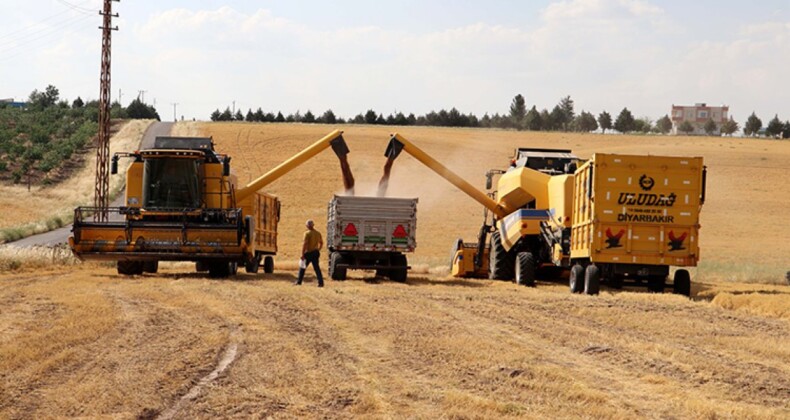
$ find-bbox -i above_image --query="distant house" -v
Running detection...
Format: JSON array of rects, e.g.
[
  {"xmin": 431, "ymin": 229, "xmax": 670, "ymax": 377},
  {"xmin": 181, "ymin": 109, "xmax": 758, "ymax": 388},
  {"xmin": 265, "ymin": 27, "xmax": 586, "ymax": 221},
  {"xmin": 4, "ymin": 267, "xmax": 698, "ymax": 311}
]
[
  {"xmin": 671, "ymin": 103, "xmax": 728, "ymax": 135},
  {"xmin": 0, "ymin": 98, "xmax": 27, "ymax": 109}
]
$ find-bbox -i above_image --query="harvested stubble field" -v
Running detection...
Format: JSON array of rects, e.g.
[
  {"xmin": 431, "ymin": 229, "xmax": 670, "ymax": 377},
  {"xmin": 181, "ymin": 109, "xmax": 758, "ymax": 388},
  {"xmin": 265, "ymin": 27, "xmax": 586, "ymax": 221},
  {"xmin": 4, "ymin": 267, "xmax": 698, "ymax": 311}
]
[{"xmin": 1, "ymin": 122, "xmax": 789, "ymax": 419}]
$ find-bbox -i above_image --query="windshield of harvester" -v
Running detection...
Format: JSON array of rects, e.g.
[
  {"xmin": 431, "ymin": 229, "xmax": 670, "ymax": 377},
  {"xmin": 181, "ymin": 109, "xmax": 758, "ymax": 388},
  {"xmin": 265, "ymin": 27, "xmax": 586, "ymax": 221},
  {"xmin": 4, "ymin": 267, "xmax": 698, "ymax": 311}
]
[{"xmin": 143, "ymin": 158, "xmax": 201, "ymax": 209}]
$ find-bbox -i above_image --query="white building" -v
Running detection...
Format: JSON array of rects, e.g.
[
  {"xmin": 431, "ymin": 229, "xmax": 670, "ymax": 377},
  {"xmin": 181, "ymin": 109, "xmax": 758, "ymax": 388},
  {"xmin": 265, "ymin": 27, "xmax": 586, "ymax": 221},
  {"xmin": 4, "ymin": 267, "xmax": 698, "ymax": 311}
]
[{"xmin": 671, "ymin": 103, "xmax": 729, "ymax": 135}]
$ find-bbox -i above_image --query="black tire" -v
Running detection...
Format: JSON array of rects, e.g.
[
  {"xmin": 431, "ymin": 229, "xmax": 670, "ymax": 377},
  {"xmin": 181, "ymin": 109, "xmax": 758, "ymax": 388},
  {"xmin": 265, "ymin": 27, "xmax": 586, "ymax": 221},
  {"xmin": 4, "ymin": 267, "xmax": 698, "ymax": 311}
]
[
  {"xmin": 569, "ymin": 263, "xmax": 584, "ymax": 293},
  {"xmin": 196, "ymin": 261, "xmax": 209, "ymax": 272},
  {"xmin": 263, "ymin": 256, "xmax": 274, "ymax": 274},
  {"xmin": 584, "ymin": 264, "xmax": 600, "ymax": 295},
  {"xmin": 673, "ymin": 269, "xmax": 691, "ymax": 297},
  {"xmin": 515, "ymin": 252, "xmax": 536, "ymax": 287},
  {"xmin": 647, "ymin": 276, "xmax": 665, "ymax": 293},
  {"xmin": 245, "ymin": 255, "xmax": 260, "ymax": 274},
  {"xmin": 329, "ymin": 252, "xmax": 347, "ymax": 281},
  {"xmin": 375, "ymin": 269, "xmax": 387, "ymax": 278},
  {"xmin": 117, "ymin": 260, "xmax": 143, "ymax": 275},
  {"xmin": 609, "ymin": 277, "xmax": 624, "ymax": 290},
  {"xmin": 488, "ymin": 231, "xmax": 514, "ymax": 280},
  {"xmin": 142, "ymin": 261, "xmax": 159, "ymax": 274},
  {"xmin": 389, "ymin": 254, "xmax": 408, "ymax": 283},
  {"xmin": 208, "ymin": 262, "xmax": 231, "ymax": 278}
]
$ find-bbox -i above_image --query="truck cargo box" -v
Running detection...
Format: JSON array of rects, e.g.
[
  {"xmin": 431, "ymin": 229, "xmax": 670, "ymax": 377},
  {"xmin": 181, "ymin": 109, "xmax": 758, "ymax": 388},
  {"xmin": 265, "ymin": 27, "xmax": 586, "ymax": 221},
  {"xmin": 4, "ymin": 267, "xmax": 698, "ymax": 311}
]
[
  {"xmin": 327, "ymin": 195, "xmax": 417, "ymax": 253},
  {"xmin": 571, "ymin": 153, "xmax": 705, "ymax": 267}
]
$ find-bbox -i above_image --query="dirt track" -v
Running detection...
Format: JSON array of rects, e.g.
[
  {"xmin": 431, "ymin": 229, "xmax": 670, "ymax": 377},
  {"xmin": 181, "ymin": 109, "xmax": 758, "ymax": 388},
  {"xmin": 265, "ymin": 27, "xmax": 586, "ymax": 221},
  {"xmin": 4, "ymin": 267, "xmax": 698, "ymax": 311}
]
[{"xmin": 2, "ymin": 266, "xmax": 788, "ymax": 419}]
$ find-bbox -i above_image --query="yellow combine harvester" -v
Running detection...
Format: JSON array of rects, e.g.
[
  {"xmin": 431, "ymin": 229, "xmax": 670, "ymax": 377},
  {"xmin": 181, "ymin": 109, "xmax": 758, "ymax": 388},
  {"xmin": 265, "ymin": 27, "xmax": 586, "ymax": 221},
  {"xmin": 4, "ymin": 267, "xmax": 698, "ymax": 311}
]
[
  {"xmin": 384, "ymin": 134, "xmax": 706, "ymax": 296},
  {"xmin": 69, "ymin": 130, "xmax": 350, "ymax": 277}
]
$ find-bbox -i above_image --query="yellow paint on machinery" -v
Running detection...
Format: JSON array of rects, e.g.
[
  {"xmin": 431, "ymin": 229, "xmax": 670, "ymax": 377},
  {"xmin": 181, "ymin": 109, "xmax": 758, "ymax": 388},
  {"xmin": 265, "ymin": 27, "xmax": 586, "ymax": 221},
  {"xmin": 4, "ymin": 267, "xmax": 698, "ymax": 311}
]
[
  {"xmin": 571, "ymin": 153, "xmax": 705, "ymax": 267},
  {"xmin": 69, "ymin": 130, "xmax": 348, "ymax": 276}
]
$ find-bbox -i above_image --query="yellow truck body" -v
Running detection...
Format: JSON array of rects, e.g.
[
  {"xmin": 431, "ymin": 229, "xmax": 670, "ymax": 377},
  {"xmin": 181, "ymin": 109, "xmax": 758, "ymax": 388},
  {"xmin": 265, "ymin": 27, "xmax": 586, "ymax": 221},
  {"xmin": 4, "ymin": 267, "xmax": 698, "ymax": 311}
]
[{"xmin": 568, "ymin": 153, "xmax": 705, "ymax": 295}]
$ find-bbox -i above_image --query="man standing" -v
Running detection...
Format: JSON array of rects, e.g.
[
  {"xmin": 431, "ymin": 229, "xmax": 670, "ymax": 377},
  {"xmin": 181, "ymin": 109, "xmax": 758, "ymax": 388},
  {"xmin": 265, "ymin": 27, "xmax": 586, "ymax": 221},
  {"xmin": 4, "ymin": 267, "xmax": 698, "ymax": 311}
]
[{"xmin": 295, "ymin": 219, "xmax": 324, "ymax": 287}]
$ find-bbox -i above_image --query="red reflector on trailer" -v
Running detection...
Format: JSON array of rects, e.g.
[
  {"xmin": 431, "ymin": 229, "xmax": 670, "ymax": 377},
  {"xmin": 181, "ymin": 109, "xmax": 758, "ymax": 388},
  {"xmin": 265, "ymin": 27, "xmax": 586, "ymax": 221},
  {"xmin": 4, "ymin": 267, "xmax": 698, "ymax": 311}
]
[
  {"xmin": 343, "ymin": 223, "xmax": 358, "ymax": 236},
  {"xmin": 393, "ymin": 225, "xmax": 408, "ymax": 238}
]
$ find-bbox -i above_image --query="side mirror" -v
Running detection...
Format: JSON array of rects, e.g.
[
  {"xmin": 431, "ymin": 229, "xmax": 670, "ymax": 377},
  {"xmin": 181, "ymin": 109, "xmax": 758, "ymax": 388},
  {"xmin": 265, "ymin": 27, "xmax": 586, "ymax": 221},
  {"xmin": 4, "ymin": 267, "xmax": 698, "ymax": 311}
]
[
  {"xmin": 485, "ymin": 173, "xmax": 493, "ymax": 190},
  {"xmin": 223, "ymin": 157, "xmax": 231, "ymax": 176},
  {"xmin": 110, "ymin": 155, "xmax": 119, "ymax": 175}
]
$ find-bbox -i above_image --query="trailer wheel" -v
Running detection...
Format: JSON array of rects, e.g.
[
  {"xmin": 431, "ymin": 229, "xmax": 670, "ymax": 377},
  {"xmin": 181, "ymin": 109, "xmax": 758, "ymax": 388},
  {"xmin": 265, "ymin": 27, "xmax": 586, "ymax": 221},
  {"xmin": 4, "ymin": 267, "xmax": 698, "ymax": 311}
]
[
  {"xmin": 389, "ymin": 254, "xmax": 408, "ymax": 283},
  {"xmin": 648, "ymin": 276, "xmax": 665, "ymax": 293},
  {"xmin": 584, "ymin": 264, "xmax": 600, "ymax": 295},
  {"xmin": 569, "ymin": 263, "xmax": 584, "ymax": 293},
  {"xmin": 329, "ymin": 252, "xmax": 347, "ymax": 281},
  {"xmin": 263, "ymin": 256, "xmax": 274, "ymax": 274},
  {"xmin": 673, "ymin": 269, "xmax": 691, "ymax": 297},
  {"xmin": 489, "ymin": 231, "xmax": 514, "ymax": 280},
  {"xmin": 515, "ymin": 252, "xmax": 536, "ymax": 287},
  {"xmin": 208, "ymin": 262, "xmax": 231, "ymax": 278},
  {"xmin": 117, "ymin": 260, "xmax": 143, "ymax": 276},
  {"xmin": 245, "ymin": 255, "xmax": 260, "ymax": 274},
  {"xmin": 142, "ymin": 261, "xmax": 159, "ymax": 274}
]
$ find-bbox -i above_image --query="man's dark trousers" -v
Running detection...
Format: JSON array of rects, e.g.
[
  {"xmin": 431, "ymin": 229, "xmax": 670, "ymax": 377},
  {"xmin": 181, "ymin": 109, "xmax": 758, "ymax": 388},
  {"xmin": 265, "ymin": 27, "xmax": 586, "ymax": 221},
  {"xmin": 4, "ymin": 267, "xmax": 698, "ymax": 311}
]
[{"xmin": 296, "ymin": 250, "xmax": 323, "ymax": 286}]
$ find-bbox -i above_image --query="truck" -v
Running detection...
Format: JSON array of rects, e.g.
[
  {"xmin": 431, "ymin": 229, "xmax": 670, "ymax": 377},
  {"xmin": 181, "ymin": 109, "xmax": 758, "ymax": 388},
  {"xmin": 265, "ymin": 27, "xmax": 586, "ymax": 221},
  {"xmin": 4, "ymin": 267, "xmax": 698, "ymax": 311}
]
[
  {"xmin": 326, "ymin": 194, "xmax": 418, "ymax": 282},
  {"xmin": 568, "ymin": 153, "xmax": 706, "ymax": 296},
  {"xmin": 69, "ymin": 130, "xmax": 352, "ymax": 278}
]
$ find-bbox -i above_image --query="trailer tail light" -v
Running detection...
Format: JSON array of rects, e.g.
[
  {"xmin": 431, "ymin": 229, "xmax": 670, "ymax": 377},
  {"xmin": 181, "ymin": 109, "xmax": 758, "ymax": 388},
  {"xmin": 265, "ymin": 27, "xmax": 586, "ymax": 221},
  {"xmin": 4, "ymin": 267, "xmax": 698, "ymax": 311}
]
[
  {"xmin": 393, "ymin": 224, "xmax": 408, "ymax": 238},
  {"xmin": 343, "ymin": 223, "xmax": 358, "ymax": 236}
]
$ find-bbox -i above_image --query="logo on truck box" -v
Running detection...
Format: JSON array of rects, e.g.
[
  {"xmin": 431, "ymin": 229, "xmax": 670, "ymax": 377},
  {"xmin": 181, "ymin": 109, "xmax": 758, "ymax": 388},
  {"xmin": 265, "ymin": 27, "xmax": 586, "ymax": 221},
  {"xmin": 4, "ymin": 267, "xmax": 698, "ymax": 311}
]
[{"xmin": 605, "ymin": 228, "xmax": 625, "ymax": 249}]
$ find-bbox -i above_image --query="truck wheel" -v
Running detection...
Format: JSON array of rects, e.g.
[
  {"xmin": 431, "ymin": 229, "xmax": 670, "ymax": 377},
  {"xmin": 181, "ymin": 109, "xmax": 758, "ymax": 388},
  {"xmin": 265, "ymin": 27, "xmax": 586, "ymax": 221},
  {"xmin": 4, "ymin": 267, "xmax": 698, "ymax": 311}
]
[
  {"xmin": 245, "ymin": 255, "xmax": 260, "ymax": 274},
  {"xmin": 569, "ymin": 263, "xmax": 584, "ymax": 293},
  {"xmin": 515, "ymin": 252, "xmax": 536, "ymax": 287},
  {"xmin": 648, "ymin": 276, "xmax": 665, "ymax": 293},
  {"xmin": 196, "ymin": 261, "xmax": 209, "ymax": 272},
  {"xmin": 117, "ymin": 260, "xmax": 143, "ymax": 275},
  {"xmin": 329, "ymin": 252, "xmax": 347, "ymax": 281},
  {"xmin": 584, "ymin": 264, "xmax": 600, "ymax": 295},
  {"xmin": 142, "ymin": 261, "xmax": 159, "ymax": 274},
  {"xmin": 389, "ymin": 254, "xmax": 408, "ymax": 283},
  {"xmin": 673, "ymin": 269, "xmax": 691, "ymax": 297},
  {"xmin": 263, "ymin": 256, "xmax": 274, "ymax": 274},
  {"xmin": 208, "ymin": 262, "xmax": 231, "ymax": 278},
  {"xmin": 489, "ymin": 231, "xmax": 514, "ymax": 280}
]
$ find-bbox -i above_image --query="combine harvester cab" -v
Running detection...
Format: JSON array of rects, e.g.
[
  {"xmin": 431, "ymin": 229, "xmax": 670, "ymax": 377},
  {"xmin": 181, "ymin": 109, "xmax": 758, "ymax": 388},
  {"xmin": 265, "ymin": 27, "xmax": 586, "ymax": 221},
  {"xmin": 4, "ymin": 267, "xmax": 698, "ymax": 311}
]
[
  {"xmin": 568, "ymin": 153, "xmax": 706, "ymax": 296},
  {"xmin": 70, "ymin": 130, "xmax": 351, "ymax": 278}
]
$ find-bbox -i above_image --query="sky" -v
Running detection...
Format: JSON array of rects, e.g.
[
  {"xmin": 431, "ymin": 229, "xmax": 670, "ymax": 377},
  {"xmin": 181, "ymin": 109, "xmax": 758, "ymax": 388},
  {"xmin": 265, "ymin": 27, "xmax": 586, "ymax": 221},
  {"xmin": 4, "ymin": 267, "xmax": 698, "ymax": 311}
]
[{"xmin": 1, "ymin": 0, "xmax": 788, "ymax": 122}]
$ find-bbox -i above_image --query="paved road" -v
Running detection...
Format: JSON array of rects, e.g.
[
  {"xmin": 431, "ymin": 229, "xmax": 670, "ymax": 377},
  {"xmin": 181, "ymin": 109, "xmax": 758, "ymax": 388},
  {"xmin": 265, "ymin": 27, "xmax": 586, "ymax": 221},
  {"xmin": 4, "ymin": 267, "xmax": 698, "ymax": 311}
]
[{"xmin": 10, "ymin": 121, "xmax": 173, "ymax": 247}]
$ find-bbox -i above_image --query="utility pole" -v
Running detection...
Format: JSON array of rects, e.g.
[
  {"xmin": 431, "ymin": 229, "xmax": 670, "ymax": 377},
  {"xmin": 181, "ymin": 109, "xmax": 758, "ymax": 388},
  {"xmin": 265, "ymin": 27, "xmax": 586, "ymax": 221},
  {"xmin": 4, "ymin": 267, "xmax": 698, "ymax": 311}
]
[
  {"xmin": 118, "ymin": 88, "xmax": 122, "ymax": 105},
  {"xmin": 94, "ymin": 0, "xmax": 119, "ymax": 222},
  {"xmin": 232, "ymin": 100, "xmax": 235, "ymax": 115},
  {"xmin": 171, "ymin": 103, "xmax": 178, "ymax": 122},
  {"xmin": 137, "ymin": 90, "xmax": 147, "ymax": 103}
]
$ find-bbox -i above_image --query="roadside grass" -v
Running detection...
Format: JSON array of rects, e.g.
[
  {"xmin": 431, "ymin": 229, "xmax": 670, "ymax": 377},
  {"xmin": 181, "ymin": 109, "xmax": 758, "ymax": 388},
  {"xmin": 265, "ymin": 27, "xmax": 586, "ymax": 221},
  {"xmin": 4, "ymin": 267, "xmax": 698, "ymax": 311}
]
[{"xmin": 0, "ymin": 244, "xmax": 80, "ymax": 272}]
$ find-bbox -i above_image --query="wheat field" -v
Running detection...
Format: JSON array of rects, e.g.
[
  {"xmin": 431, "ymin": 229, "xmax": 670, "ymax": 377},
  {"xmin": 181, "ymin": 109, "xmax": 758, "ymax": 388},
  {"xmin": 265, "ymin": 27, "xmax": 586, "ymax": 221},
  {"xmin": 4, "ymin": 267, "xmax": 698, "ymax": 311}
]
[{"xmin": 1, "ymin": 122, "xmax": 789, "ymax": 419}]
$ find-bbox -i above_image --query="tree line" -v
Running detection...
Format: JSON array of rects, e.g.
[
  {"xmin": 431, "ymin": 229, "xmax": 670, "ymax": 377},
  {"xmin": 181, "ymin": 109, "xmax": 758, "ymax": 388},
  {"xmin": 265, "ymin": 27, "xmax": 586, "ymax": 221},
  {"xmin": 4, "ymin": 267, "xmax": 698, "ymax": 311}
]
[{"xmin": 210, "ymin": 94, "xmax": 788, "ymax": 138}]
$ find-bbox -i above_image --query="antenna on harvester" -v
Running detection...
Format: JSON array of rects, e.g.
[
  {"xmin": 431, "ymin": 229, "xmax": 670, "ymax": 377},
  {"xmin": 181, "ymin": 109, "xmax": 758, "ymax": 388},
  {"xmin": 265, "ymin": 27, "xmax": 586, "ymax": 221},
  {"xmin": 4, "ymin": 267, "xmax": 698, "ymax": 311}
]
[{"xmin": 94, "ymin": 0, "xmax": 119, "ymax": 222}]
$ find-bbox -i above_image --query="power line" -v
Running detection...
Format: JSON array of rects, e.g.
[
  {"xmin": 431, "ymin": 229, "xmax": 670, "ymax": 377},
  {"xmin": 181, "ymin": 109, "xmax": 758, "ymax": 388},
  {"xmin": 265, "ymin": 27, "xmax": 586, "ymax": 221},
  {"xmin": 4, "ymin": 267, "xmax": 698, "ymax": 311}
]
[
  {"xmin": 0, "ymin": 13, "xmax": 92, "ymax": 50},
  {"xmin": 54, "ymin": 0, "xmax": 95, "ymax": 15},
  {"xmin": 0, "ymin": 0, "xmax": 95, "ymax": 41},
  {"xmin": 0, "ymin": 14, "xmax": 94, "ymax": 64}
]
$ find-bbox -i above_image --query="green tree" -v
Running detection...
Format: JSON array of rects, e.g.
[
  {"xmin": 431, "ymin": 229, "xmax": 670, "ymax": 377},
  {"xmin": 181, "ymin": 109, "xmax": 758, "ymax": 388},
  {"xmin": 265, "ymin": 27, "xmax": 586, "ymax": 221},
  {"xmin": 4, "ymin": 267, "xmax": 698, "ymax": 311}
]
[
  {"xmin": 655, "ymin": 115, "xmax": 672, "ymax": 134},
  {"xmin": 275, "ymin": 111, "xmax": 285, "ymax": 122},
  {"xmin": 576, "ymin": 111, "xmax": 598, "ymax": 132},
  {"xmin": 220, "ymin": 107, "xmax": 233, "ymax": 121},
  {"xmin": 321, "ymin": 109, "xmax": 337, "ymax": 124},
  {"xmin": 766, "ymin": 114, "xmax": 783, "ymax": 137},
  {"xmin": 744, "ymin": 112, "xmax": 762, "ymax": 136},
  {"xmin": 549, "ymin": 105, "xmax": 565, "ymax": 131},
  {"xmin": 559, "ymin": 95, "xmax": 575, "ymax": 130},
  {"xmin": 302, "ymin": 110, "xmax": 316, "ymax": 123},
  {"xmin": 126, "ymin": 98, "xmax": 160, "ymax": 120},
  {"xmin": 210, "ymin": 109, "xmax": 221, "ymax": 121},
  {"xmin": 29, "ymin": 85, "xmax": 60, "ymax": 108},
  {"xmin": 234, "ymin": 110, "xmax": 244, "ymax": 121},
  {"xmin": 721, "ymin": 116, "xmax": 739, "ymax": 136},
  {"xmin": 678, "ymin": 121, "xmax": 694, "ymax": 134},
  {"xmin": 525, "ymin": 106, "xmax": 542, "ymax": 131},
  {"xmin": 598, "ymin": 111, "xmax": 612, "ymax": 134},
  {"xmin": 364, "ymin": 109, "xmax": 378, "ymax": 124},
  {"xmin": 509, "ymin": 94, "xmax": 527, "ymax": 129},
  {"xmin": 254, "ymin": 108, "xmax": 265, "ymax": 122},
  {"xmin": 613, "ymin": 108, "xmax": 635, "ymax": 133},
  {"xmin": 71, "ymin": 97, "xmax": 84, "ymax": 109},
  {"xmin": 704, "ymin": 119, "xmax": 718, "ymax": 135},
  {"xmin": 245, "ymin": 109, "xmax": 255, "ymax": 122}
]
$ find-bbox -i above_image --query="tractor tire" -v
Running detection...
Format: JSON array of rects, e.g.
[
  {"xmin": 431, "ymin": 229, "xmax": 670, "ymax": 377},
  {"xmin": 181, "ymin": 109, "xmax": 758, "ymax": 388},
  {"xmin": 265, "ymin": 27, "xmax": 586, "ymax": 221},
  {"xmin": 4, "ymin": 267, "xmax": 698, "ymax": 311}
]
[
  {"xmin": 514, "ymin": 252, "xmax": 536, "ymax": 287},
  {"xmin": 388, "ymin": 254, "xmax": 408, "ymax": 283},
  {"xmin": 647, "ymin": 276, "xmax": 665, "ymax": 293},
  {"xmin": 245, "ymin": 255, "xmax": 260, "ymax": 274},
  {"xmin": 117, "ymin": 260, "xmax": 143, "ymax": 276},
  {"xmin": 569, "ymin": 263, "xmax": 584, "ymax": 293},
  {"xmin": 673, "ymin": 269, "xmax": 691, "ymax": 297},
  {"xmin": 142, "ymin": 261, "xmax": 159, "ymax": 274},
  {"xmin": 584, "ymin": 264, "xmax": 600, "ymax": 295},
  {"xmin": 263, "ymin": 256, "xmax": 274, "ymax": 274},
  {"xmin": 329, "ymin": 252, "xmax": 347, "ymax": 281},
  {"xmin": 488, "ymin": 231, "xmax": 514, "ymax": 281},
  {"xmin": 208, "ymin": 262, "xmax": 231, "ymax": 279}
]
